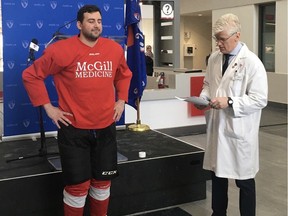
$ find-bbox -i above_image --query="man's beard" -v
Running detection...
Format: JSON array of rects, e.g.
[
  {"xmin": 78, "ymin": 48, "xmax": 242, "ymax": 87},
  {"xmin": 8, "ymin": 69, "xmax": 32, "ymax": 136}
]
[{"xmin": 83, "ymin": 30, "xmax": 101, "ymax": 42}]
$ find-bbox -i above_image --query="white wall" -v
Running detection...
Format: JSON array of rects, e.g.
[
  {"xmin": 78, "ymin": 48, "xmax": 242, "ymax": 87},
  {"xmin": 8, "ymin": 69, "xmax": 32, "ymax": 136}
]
[
  {"xmin": 180, "ymin": 0, "xmax": 277, "ymax": 15},
  {"xmin": 125, "ymin": 99, "xmax": 205, "ymax": 129},
  {"xmin": 141, "ymin": 5, "xmax": 154, "ymax": 53},
  {"xmin": 179, "ymin": 0, "xmax": 288, "ymax": 104},
  {"xmin": 142, "ymin": 19, "xmax": 154, "ymax": 50},
  {"xmin": 181, "ymin": 16, "xmax": 212, "ymax": 70},
  {"xmin": 275, "ymin": 0, "xmax": 288, "ymax": 75}
]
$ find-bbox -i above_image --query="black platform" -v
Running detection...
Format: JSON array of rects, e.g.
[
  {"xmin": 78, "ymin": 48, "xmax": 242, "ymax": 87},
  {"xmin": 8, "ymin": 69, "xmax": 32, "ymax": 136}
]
[{"xmin": 0, "ymin": 129, "xmax": 208, "ymax": 216}]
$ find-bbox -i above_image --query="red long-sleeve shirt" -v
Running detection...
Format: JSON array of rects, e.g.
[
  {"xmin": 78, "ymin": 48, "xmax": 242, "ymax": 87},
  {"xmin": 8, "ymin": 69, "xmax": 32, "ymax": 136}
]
[{"xmin": 22, "ymin": 36, "xmax": 132, "ymax": 129}]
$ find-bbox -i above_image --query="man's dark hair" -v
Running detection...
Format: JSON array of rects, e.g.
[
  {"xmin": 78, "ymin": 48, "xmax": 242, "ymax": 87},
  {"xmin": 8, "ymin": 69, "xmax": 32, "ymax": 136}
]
[{"xmin": 77, "ymin": 5, "xmax": 102, "ymax": 22}]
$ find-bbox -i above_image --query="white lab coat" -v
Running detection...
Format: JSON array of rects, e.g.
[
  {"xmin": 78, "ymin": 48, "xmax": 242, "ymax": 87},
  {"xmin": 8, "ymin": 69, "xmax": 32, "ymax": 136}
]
[{"xmin": 200, "ymin": 43, "xmax": 268, "ymax": 179}]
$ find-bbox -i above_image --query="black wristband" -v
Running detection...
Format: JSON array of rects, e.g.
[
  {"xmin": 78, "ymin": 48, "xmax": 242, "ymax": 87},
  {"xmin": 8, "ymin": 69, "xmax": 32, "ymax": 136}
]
[{"xmin": 227, "ymin": 97, "xmax": 233, "ymax": 107}]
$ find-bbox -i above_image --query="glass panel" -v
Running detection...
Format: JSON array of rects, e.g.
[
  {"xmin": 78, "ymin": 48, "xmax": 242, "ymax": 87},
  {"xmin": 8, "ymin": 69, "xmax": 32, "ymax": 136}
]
[{"xmin": 259, "ymin": 3, "xmax": 275, "ymax": 72}]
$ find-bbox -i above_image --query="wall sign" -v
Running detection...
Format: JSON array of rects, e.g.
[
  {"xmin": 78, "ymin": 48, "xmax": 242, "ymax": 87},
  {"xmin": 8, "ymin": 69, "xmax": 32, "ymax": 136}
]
[{"xmin": 161, "ymin": 2, "xmax": 174, "ymax": 20}]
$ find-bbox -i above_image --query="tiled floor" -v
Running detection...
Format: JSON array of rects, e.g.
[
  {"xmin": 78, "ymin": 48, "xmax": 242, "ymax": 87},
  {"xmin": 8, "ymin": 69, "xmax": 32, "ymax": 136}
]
[{"xmin": 173, "ymin": 106, "xmax": 287, "ymax": 216}]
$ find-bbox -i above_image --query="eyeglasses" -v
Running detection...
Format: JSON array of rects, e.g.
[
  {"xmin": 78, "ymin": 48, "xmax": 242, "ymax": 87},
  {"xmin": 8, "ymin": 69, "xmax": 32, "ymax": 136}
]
[{"xmin": 212, "ymin": 32, "xmax": 237, "ymax": 43}]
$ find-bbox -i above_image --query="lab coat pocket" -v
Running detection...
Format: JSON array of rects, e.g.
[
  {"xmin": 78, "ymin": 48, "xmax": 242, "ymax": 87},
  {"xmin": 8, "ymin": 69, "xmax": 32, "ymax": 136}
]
[
  {"xmin": 224, "ymin": 117, "xmax": 245, "ymax": 140},
  {"xmin": 230, "ymin": 71, "xmax": 244, "ymax": 96}
]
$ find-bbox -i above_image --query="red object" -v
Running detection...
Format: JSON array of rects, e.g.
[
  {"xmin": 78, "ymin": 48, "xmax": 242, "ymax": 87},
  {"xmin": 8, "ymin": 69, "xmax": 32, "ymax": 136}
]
[
  {"xmin": 63, "ymin": 180, "xmax": 90, "ymax": 216},
  {"xmin": 190, "ymin": 76, "xmax": 206, "ymax": 116},
  {"xmin": 22, "ymin": 36, "xmax": 132, "ymax": 129},
  {"xmin": 89, "ymin": 179, "xmax": 111, "ymax": 216}
]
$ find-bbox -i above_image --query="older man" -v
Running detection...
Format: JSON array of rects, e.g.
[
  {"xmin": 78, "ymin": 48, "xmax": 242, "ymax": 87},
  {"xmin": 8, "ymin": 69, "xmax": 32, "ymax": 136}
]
[{"xmin": 196, "ymin": 13, "xmax": 268, "ymax": 216}]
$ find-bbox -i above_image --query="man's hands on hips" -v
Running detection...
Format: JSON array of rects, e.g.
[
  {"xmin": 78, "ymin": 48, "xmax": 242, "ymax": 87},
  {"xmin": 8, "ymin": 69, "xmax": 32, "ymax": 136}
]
[
  {"xmin": 113, "ymin": 99, "xmax": 125, "ymax": 122},
  {"xmin": 43, "ymin": 103, "xmax": 73, "ymax": 129}
]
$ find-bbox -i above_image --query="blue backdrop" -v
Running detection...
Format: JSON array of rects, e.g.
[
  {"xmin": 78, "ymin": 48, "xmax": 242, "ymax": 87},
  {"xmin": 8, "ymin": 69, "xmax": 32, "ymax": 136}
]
[{"xmin": 1, "ymin": 0, "xmax": 125, "ymax": 139}]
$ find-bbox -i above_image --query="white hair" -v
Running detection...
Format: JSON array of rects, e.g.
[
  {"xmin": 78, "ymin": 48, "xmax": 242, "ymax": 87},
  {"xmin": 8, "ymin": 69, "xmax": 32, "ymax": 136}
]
[{"xmin": 213, "ymin": 13, "xmax": 241, "ymax": 35}]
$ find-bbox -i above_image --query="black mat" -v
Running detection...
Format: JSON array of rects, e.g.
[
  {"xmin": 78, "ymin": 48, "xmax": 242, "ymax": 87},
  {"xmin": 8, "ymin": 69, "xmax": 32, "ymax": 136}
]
[
  {"xmin": 116, "ymin": 129, "xmax": 202, "ymax": 161},
  {"xmin": 137, "ymin": 207, "xmax": 191, "ymax": 216}
]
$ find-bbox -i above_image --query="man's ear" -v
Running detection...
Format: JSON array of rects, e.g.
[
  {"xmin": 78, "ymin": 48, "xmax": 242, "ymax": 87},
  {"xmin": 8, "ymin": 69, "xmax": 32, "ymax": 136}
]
[
  {"xmin": 236, "ymin": 32, "xmax": 241, "ymax": 39},
  {"xmin": 76, "ymin": 21, "xmax": 81, "ymax": 30}
]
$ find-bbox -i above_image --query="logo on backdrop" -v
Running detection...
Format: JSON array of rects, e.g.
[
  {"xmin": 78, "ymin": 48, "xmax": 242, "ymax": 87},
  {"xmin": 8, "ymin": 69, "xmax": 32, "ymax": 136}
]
[
  {"xmin": 6, "ymin": 20, "xmax": 14, "ymax": 28},
  {"xmin": 78, "ymin": 3, "xmax": 84, "ymax": 9},
  {"xmin": 104, "ymin": 4, "xmax": 110, "ymax": 12},
  {"xmin": 7, "ymin": 61, "xmax": 15, "ymax": 69},
  {"xmin": 21, "ymin": 0, "xmax": 29, "ymax": 8},
  {"xmin": 116, "ymin": 23, "xmax": 122, "ymax": 31},
  {"xmin": 22, "ymin": 40, "xmax": 29, "ymax": 49},
  {"xmin": 8, "ymin": 100, "xmax": 16, "ymax": 110},
  {"xmin": 36, "ymin": 20, "xmax": 44, "ymax": 29},
  {"xmin": 64, "ymin": 21, "xmax": 72, "ymax": 29},
  {"xmin": 23, "ymin": 120, "xmax": 30, "ymax": 128},
  {"xmin": 50, "ymin": 1, "xmax": 57, "ymax": 9}
]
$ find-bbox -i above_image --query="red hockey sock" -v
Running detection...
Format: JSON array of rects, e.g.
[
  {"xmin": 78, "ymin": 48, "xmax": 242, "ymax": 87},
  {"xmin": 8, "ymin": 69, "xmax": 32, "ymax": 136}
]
[
  {"xmin": 63, "ymin": 180, "xmax": 90, "ymax": 216},
  {"xmin": 63, "ymin": 202, "xmax": 85, "ymax": 216},
  {"xmin": 89, "ymin": 179, "xmax": 111, "ymax": 216}
]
